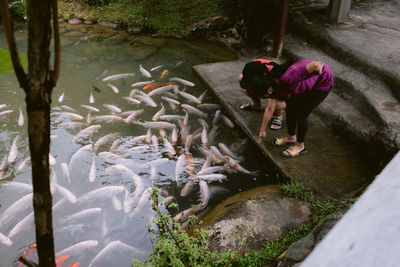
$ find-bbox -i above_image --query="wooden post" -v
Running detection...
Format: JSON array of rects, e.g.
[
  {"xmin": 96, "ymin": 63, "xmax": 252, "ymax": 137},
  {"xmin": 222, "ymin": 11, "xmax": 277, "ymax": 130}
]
[
  {"xmin": 328, "ymin": 0, "xmax": 351, "ymax": 23},
  {"xmin": 272, "ymin": 0, "xmax": 289, "ymax": 58}
]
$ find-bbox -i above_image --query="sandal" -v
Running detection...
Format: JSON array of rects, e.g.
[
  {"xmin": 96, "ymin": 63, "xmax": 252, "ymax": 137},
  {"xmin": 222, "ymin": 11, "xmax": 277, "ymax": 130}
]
[
  {"xmin": 281, "ymin": 146, "xmax": 308, "ymax": 158},
  {"xmin": 271, "ymin": 137, "xmax": 296, "ymax": 147},
  {"xmin": 270, "ymin": 117, "xmax": 283, "ymax": 130},
  {"xmin": 239, "ymin": 103, "xmax": 264, "ymax": 112}
]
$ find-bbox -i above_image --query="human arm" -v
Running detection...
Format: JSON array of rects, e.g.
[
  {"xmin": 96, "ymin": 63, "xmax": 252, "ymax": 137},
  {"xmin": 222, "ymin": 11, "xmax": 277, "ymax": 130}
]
[
  {"xmin": 281, "ymin": 61, "xmax": 325, "ymax": 94},
  {"xmin": 259, "ymin": 98, "xmax": 276, "ymax": 139}
]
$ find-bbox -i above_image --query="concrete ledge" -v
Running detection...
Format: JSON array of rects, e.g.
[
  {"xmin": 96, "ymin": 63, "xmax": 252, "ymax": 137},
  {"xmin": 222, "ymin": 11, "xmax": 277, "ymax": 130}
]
[{"xmin": 302, "ymin": 151, "xmax": 400, "ymax": 266}]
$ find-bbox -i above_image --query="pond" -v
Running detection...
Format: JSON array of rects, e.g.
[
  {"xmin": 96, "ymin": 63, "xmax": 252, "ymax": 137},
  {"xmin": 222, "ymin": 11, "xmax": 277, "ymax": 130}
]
[{"xmin": 0, "ymin": 23, "xmax": 280, "ymax": 266}]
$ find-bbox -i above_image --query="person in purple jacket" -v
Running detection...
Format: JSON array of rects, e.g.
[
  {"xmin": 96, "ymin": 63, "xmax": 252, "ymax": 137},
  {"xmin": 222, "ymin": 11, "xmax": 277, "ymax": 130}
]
[{"xmin": 256, "ymin": 59, "xmax": 334, "ymax": 158}]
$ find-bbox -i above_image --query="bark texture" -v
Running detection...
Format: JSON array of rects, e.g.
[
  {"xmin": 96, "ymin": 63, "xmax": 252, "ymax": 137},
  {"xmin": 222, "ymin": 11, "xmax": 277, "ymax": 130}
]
[{"xmin": 0, "ymin": 0, "xmax": 60, "ymax": 266}]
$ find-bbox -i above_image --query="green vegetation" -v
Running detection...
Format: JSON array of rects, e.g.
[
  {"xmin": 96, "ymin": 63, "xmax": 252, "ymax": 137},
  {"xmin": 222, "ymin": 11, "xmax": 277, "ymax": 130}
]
[
  {"xmin": 132, "ymin": 187, "xmax": 235, "ymax": 266},
  {"xmin": 0, "ymin": 48, "xmax": 28, "ymax": 75},
  {"xmin": 133, "ymin": 184, "xmax": 354, "ymax": 267},
  {"xmin": 57, "ymin": 0, "xmax": 239, "ymax": 36},
  {"xmin": 7, "ymin": 0, "xmax": 26, "ymax": 17}
]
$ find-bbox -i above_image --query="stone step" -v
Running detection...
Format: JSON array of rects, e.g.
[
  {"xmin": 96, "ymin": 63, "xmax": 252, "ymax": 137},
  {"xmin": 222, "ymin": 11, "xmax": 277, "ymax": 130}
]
[{"xmin": 287, "ymin": 9, "xmax": 400, "ymax": 103}]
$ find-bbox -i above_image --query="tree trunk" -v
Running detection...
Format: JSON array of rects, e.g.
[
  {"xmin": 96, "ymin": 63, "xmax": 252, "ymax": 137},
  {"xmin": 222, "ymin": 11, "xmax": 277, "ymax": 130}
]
[
  {"xmin": 1, "ymin": 0, "xmax": 60, "ymax": 265},
  {"xmin": 25, "ymin": 1, "xmax": 56, "ymax": 266}
]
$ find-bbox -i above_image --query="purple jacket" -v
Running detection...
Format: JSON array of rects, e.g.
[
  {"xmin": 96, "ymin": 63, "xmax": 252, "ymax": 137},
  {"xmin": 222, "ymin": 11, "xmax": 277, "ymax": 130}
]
[{"xmin": 280, "ymin": 60, "xmax": 334, "ymax": 94}]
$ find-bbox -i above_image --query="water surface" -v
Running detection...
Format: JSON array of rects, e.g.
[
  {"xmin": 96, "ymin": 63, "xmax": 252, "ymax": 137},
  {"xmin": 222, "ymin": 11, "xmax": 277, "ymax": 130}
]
[{"xmin": 0, "ymin": 23, "xmax": 280, "ymax": 266}]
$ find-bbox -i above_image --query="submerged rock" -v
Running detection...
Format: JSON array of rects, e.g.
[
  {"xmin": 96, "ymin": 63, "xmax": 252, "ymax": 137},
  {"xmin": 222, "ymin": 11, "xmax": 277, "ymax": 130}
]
[
  {"xmin": 68, "ymin": 18, "xmax": 82, "ymax": 25},
  {"xmin": 201, "ymin": 185, "xmax": 311, "ymax": 256}
]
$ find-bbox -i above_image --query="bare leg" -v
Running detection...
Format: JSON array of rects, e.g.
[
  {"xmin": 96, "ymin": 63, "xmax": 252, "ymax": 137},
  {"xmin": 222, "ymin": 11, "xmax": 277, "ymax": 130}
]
[{"xmin": 270, "ymin": 100, "xmax": 286, "ymax": 129}]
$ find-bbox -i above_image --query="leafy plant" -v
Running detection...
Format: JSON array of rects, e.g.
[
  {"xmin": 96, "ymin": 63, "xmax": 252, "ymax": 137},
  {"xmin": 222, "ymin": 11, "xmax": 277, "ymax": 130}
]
[
  {"xmin": 8, "ymin": 0, "xmax": 26, "ymax": 17},
  {"xmin": 132, "ymin": 187, "xmax": 235, "ymax": 267}
]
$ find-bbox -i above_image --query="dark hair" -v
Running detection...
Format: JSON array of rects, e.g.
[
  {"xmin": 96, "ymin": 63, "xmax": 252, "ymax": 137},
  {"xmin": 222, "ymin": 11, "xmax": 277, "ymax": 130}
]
[
  {"xmin": 240, "ymin": 73, "xmax": 271, "ymax": 97},
  {"xmin": 267, "ymin": 60, "xmax": 296, "ymax": 99},
  {"xmin": 240, "ymin": 61, "xmax": 271, "ymax": 97}
]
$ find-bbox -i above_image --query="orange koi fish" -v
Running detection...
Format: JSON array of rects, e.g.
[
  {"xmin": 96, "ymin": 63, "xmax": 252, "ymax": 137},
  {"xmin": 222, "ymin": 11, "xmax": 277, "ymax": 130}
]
[
  {"xmin": 55, "ymin": 255, "xmax": 69, "ymax": 267},
  {"xmin": 143, "ymin": 82, "xmax": 173, "ymax": 90},
  {"xmin": 185, "ymin": 153, "xmax": 195, "ymax": 175},
  {"xmin": 160, "ymin": 69, "xmax": 168, "ymax": 79},
  {"xmin": 69, "ymin": 262, "xmax": 79, "ymax": 267}
]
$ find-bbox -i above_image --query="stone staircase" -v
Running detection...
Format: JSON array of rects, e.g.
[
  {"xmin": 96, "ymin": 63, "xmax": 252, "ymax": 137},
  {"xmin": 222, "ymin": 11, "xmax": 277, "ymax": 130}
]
[{"xmin": 282, "ymin": 2, "xmax": 400, "ymax": 171}]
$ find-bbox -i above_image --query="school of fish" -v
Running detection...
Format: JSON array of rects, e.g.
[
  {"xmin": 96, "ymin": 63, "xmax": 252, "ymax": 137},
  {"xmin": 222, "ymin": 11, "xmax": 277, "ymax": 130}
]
[{"xmin": 0, "ymin": 63, "xmax": 258, "ymax": 266}]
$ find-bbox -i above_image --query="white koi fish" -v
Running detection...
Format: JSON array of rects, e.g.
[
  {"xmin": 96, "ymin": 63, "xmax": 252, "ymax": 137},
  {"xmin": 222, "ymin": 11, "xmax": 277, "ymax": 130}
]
[
  {"xmin": 60, "ymin": 105, "xmax": 76, "ymax": 112},
  {"xmin": 0, "ymin": 231, "xmax": 12, "ymax": 246},
  {"xmin": 135, "ymin": 91, "xmax": 157, "ymax": 107},
  {"xmin": 59, "ymin": 112, "xmax": 84, "ymax": 121},
  {"xmin": 131, "ymin": 80, "xmax": 155, "ymax": 87},
  {"xmin": 8, "ymin": 136, "xmax": 19, "ymax": 163},
  {"xmin": 81, "ymin": 104, "xmax": 100, "ymax": 113},
  {"xmin": 56, "ymin": 240, "xmax": 99, "ymax": 258},
  {"xmin": 150, "ymin": 65, "xmax": 164, "ymax": 71},
  {"xmin": 107, "ymin": 83, "xmax": 119, "ymax": 94},
  {"xmin": 221, "ymin": 114, "xmax": 234, "ymax": 128},
  {"xmin": 88, "ymin": 241, "xmax": 145, "ymax": 267},
  {"xmin": 69, "ymin": 144, "xmax": 92, "ymax": 167},
  {"xmin": 103, "ymin": 103, "xmax": 122, "ymax": 113},
  {"xmin": 94, "ymin": 132, "xmax": 120, "ymax": 153},
  {"xmin": 93, "ymin": 115, "xmax": 122, "ymax": 122},
  {"xmin": 137, "ymin": 121, "xmax": 175, "ymax": 129},
  {"xmin": 175, "ymin": 154, "xmax": 186, "ymax": 182},
  {"xmin": 58, "ymin": 92, "xmax": 65, "ymax": 103},
  {"xmin": 152, "ymin": 103, "xmax": 165, "ymax": 121},
  {"xmin": 0, "ymin": 110, "xmax": 13, "ymax": 117},
  {"xmin": 79, "ymin": 186, "xmax": 125, "ymax": 203},
  {"xmin": 147, "ymin": 85, "xmax": 176, "ymax": 97},
  {"xmin": 0, "ymin": 104, "xmax": 10, "ymax": 109},
  {"xmin": 73, "ymin": 125, "xmax": 101, "ymax": 142},
  {"xmin": 225, "ymin": 156, "xmax": 259, "ymax": 176},
  {"xmin": 61, "ymin": 162, "xmax": 71, "ymax": 183},
  {"xmin": 18, "ymin": 108, "xmax": 24, "ymax": 126},
  {"xmin": 178, "ymin": 91, "xmax": 202, "ymax": 104},
  {"xmin": 197, "ymin": 173, "xmax": 227, "ymax": 183},
  {"xmin": 218, "ymin": 142, "xmax": 243, "ymax": 161},
  {"xmin": 89, "ymin": 157, "xmax": 96, "ymax": 182},
  {"xmin": 122, "ymin": 96, "xmax": 141, "ymax": 105},
  {"xmin": 128, "ymin": 187, "xmax": 152, "ymax": 218},
  {"xmin": 169, "ymin": 77, "xmax": 195, "ymax": 87},
  {"xmin": 52, "ymin": 183, "xmax": 78, "ymax": 203},
  {"xmin": 139, "ymin": 64, "xmax": 151, "ymax": 78},
  {"xmin": 89, "ymin": 92, "xmax": 95, "ymax": 103},
  {"xmin": 7, "ymin": 211, "xmax": 34, "ymax": 239},
  {"xmin": 0, "ymin": 193, "xmax": 32, "ymax": 227},
  {"xmin": 102, "ymin": 73, "xmax": 135, "ymax": 82},
  {"xmin": 1, "ymin": 181, "xmax": 32, "ymax": 193},
  {"xmin": 181, "ymin": 104, "xmax": 207, "ymax": 118}
]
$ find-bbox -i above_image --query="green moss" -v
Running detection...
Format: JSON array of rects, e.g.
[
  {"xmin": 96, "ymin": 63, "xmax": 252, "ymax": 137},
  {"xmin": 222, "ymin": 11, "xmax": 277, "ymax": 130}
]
[{"xmin": 0, "ymin": 48, "xmax": 28, "ymax": 75}]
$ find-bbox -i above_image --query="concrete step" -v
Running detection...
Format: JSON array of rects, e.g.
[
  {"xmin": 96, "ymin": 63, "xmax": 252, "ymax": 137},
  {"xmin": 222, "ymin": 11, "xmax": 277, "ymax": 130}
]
[
  {"xmin": 282, "ymin": 35, "xmax": 400, "ymax": 167},
  {"xmin": 287, "ymin": 6, "xmax": 400, "ymax": 102}
]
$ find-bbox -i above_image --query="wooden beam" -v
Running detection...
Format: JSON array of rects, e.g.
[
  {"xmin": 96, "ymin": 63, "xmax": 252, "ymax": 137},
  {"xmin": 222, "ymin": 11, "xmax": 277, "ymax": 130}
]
[{"xmin": 272, "ymin": 0, "xmax": 289, "ymax": 58}]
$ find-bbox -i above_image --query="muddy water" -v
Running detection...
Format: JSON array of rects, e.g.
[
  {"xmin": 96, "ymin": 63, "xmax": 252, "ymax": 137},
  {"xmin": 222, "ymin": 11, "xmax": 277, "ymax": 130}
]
[{"xmin": 0, "ymin": 23, "xmax": 280, "ymax": 266}]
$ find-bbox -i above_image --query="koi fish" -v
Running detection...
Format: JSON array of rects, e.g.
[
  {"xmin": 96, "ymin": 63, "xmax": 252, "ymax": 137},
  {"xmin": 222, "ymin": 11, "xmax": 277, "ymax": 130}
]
[
  {"xmin": 131, "ymin": 80, "xmax": 155, "ymax": 87},
  {"xmin": 150, "ymin": 65, "xmax": 164, "ymax": 71},
  {"xmin": 169, "ymin": 77, "xmax": 195, "ymax": 87},
  {"xmin": 107, "ymin": 83, "xmax": 119, "ymax": 94},
  {"xmin": 58, "ymin": 92, "xmax": 65, "ymax": 103},
  {"xmin": 160, "ymin": 69, "xmax": 168, "ymax": 79},
  {"xmin": 18, "ymin": 108, "xmax": 24, "ymax": 126},
  {"xmin": 102, "ymin": 73, "xmax": 135, "ymax": 82},
  {"xmin": 143, "ymin": 82, "xmax": 173, "ymax": 90},
  {"xmin": 139, "ymin": 64, "xmax": 151, "ymax": 78}
]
